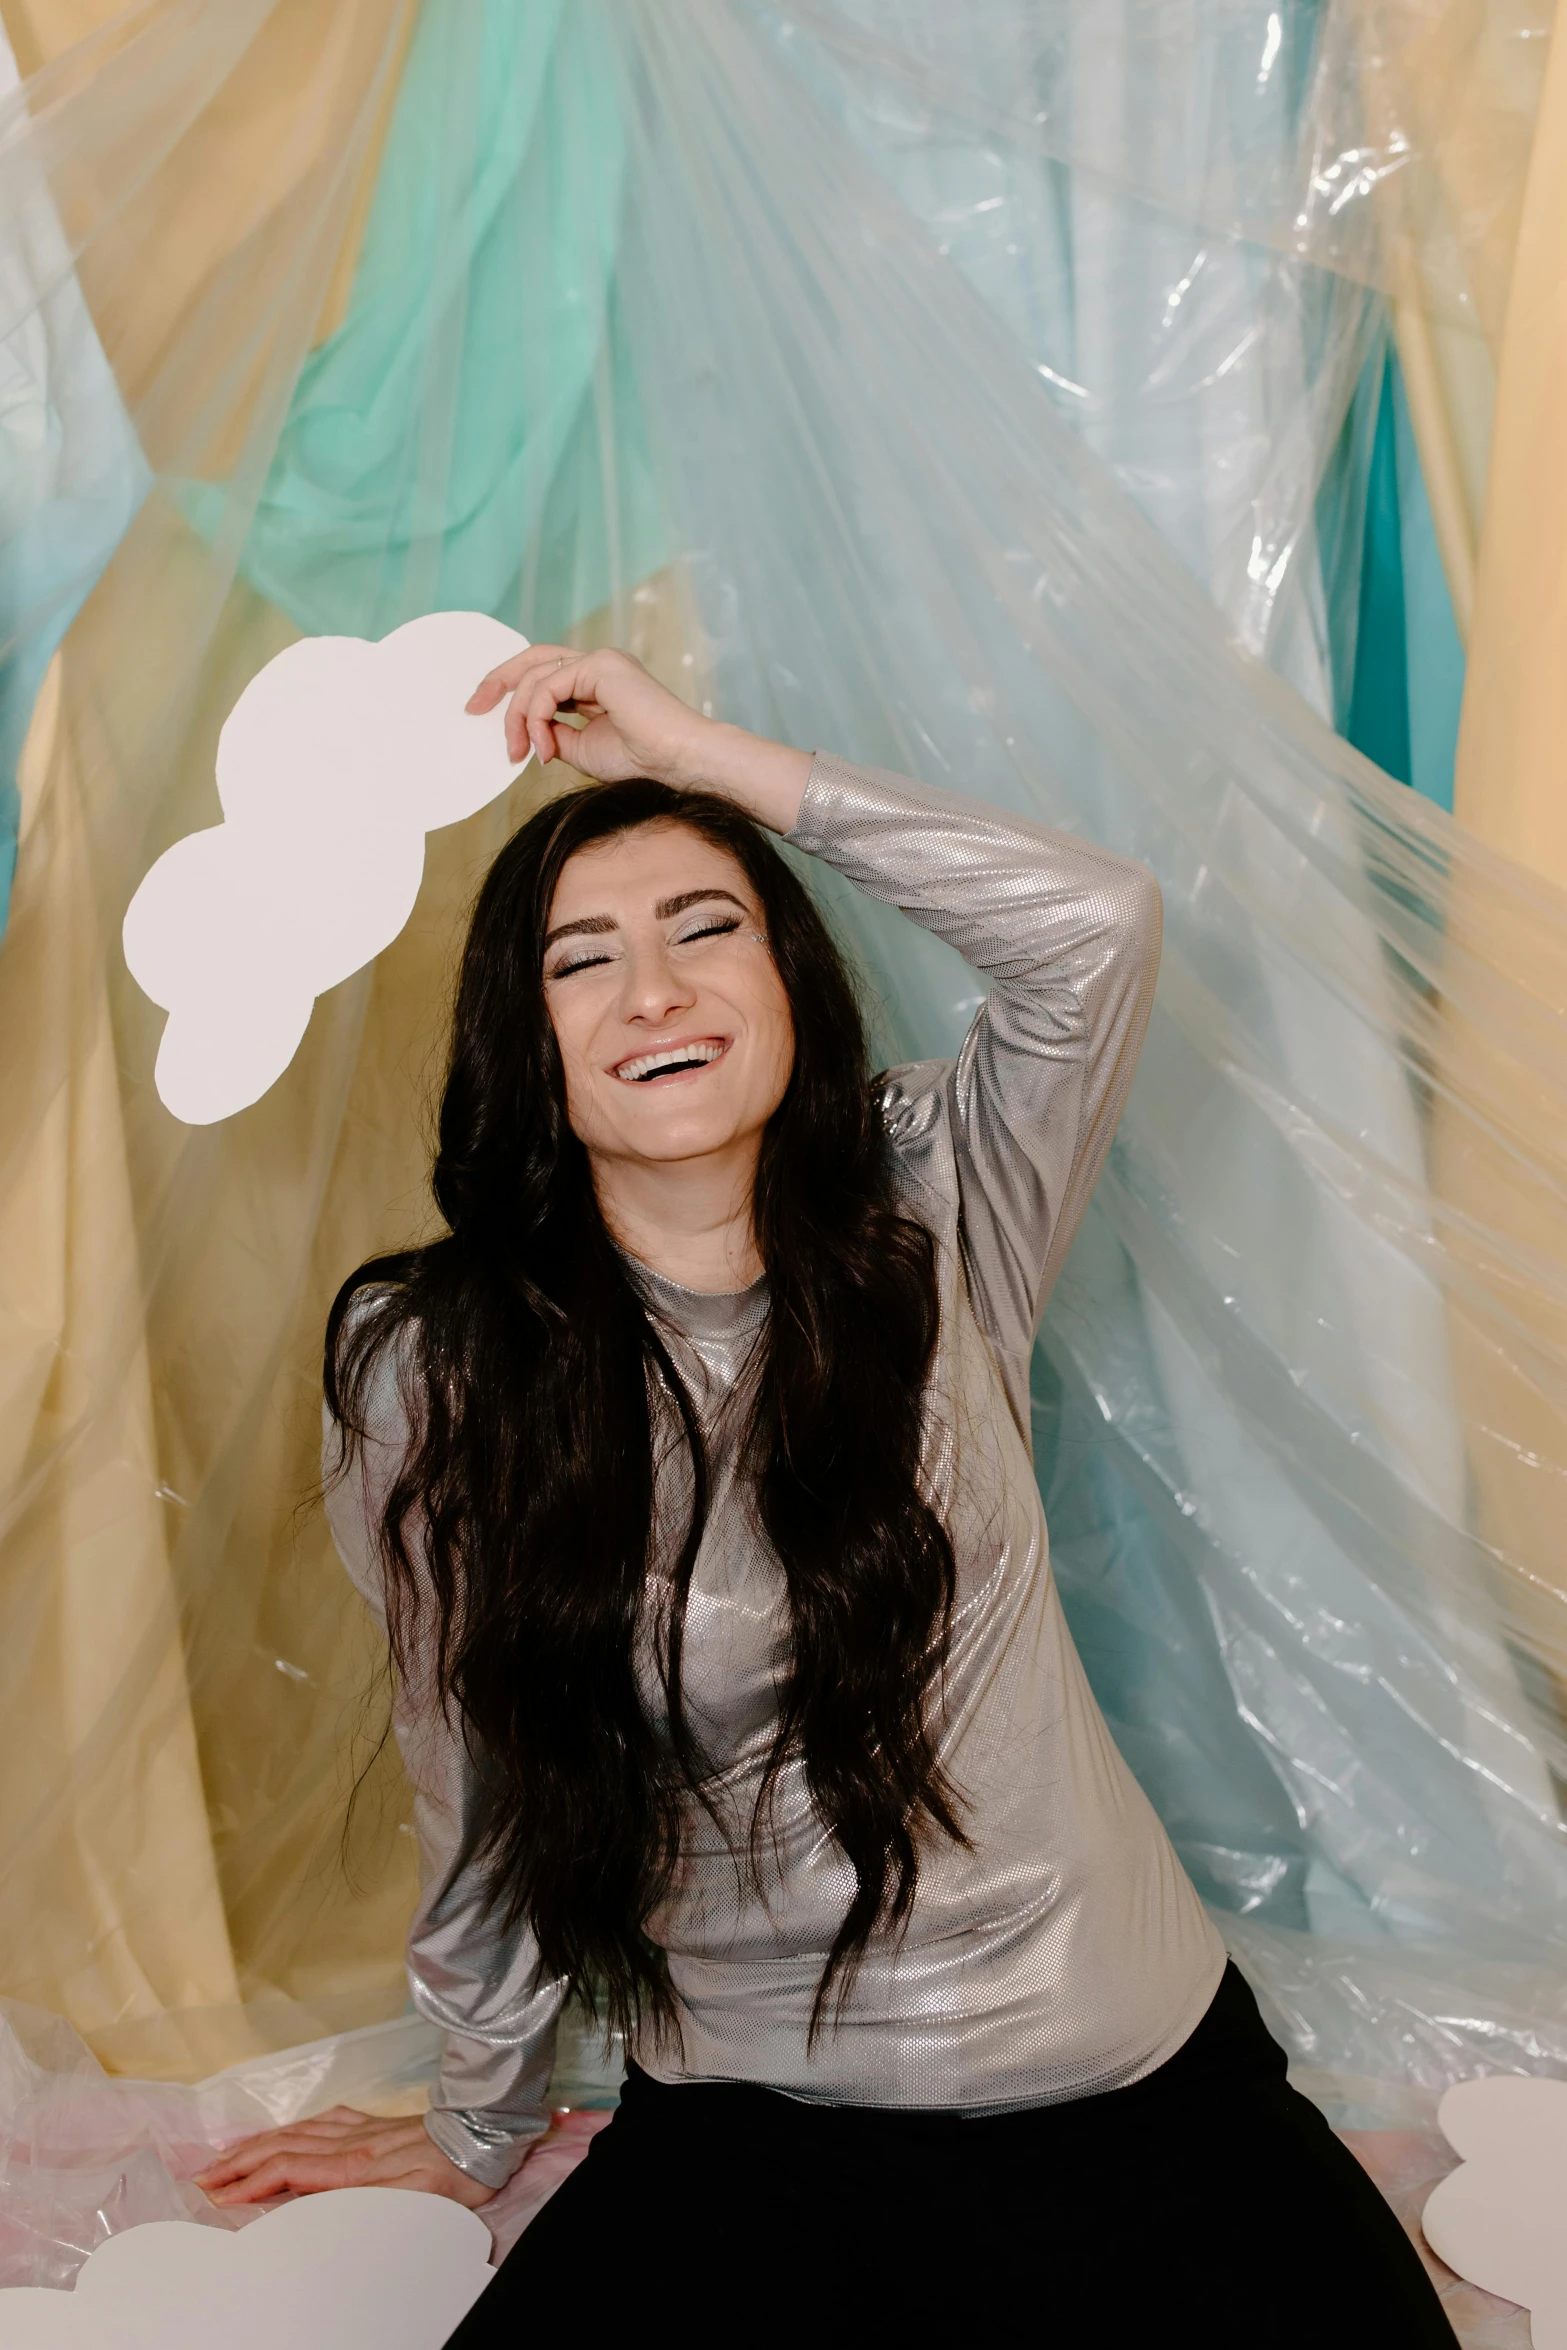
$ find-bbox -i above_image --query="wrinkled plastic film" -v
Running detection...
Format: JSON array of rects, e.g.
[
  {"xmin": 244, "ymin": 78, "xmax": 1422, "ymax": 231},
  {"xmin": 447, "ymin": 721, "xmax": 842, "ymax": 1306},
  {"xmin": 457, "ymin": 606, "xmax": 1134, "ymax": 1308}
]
[
  {"xmin": 0, "ymin": 1999, "xmax": 619, "ymax": 2288},
  {"xmin": 614, "ymin": 0, "xmax": 1567, "ymax": 2044},
  {"xmin": 771, "ymin": 1, "xmax": 1386, "ymax": 686},
  {"xmin": 767, "ymin": 0, "xmax": 1542, "ymax": 628},
  {"xmin": 776, "ymin": 0, "xmax": 1553, "ymax": 339},
  {"xmin": 0, "ymin": 0, "xmax": 1562, "ymax": 2179}
]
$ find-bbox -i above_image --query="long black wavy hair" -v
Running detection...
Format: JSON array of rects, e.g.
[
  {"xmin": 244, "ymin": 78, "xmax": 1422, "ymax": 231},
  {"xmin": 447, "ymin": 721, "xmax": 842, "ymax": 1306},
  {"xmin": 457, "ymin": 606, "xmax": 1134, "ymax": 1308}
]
[{"xmin": 326, "ymin": 778, "xmax": 963, "ymax": 2044}]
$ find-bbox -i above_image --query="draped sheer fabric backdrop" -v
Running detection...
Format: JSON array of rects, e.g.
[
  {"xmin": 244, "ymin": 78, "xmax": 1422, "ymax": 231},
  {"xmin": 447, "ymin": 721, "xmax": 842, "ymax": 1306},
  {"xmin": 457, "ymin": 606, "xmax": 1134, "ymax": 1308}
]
[{"xmin": 0, "ymin": 0, "xmax": 1564, "ymax": 2137}]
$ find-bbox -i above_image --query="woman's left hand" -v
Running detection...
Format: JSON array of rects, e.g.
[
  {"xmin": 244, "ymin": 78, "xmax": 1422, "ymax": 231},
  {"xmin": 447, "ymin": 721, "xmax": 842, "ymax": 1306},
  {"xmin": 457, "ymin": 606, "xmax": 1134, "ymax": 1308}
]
[{"xmin": 191, "ymin": 2105, "xmax": 497, "ymax": 2207}]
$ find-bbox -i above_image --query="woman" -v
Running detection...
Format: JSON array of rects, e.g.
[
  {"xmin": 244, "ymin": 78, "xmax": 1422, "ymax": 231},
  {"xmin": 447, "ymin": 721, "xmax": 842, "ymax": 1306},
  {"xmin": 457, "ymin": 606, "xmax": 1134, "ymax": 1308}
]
[{"xmin": 199, "ymin": 648, "xmax": 1455, "ymax": 2343}]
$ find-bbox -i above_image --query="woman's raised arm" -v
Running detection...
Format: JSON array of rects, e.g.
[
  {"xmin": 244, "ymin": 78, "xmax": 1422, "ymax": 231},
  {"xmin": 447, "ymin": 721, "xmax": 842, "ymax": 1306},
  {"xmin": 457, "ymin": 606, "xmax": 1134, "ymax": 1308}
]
[
  {"xmin": 464, "ymin": 651, "xmax": 1160, "ymax": 1432},
  {"xmin": 790, "ymin": 755, "xmax": 1162, "ymax": 1431}
]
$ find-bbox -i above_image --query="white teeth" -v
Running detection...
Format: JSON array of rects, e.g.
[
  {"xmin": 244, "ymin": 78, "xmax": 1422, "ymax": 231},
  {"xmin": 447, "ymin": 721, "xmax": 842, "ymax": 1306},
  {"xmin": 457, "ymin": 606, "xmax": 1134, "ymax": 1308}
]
[{"xmin": 615, "ymin": 1041, "xmax": 727, "ymax": 1083}]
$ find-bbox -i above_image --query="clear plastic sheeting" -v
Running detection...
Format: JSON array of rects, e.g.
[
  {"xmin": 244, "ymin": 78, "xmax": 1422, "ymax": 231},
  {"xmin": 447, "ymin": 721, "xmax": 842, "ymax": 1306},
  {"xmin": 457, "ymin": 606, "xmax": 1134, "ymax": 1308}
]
[
  {"xmin": 1225, "ymin": 1919, "xmax": 1567, "ymax": 2124},
  {"xmin": 772, "ymin": 3, "xmax": 1386, "ymax": 694},
  {"xmin": 614, "ymin": 0, "xmax": 1567, "ymax": 2026},
  {"xmin": 769, "ymin": 0, "xmax": 1550, "ymax": 638},
  {"xmin": 779, "ymin": 0, "xmax": 1554, "ymax": 339},
  {"xmin": 0, "ymin": 0, "xmax": 1564, "ymax": 2180},
  {"xmin": 0, "ymin": 2001, "xmax": 433, "ymax": 2291},
  {"xmin": 0, "ymin": 1998, "xmax": 618, "ymax": 2289}
]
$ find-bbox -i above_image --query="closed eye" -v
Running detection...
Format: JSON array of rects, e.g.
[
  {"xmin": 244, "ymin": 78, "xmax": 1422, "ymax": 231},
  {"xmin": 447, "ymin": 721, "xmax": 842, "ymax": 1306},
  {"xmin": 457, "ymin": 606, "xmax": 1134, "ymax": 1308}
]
[
  {"xmin": 671, "ymin": 916, "xmax": 743, "ymax": 947},
  {"xmin": 546, "ymin": 946, "xmax": 619, "ymax": 980},
  {"xmin": 544, "ymin": 913, "xmax": 746, "ymax": 980}
]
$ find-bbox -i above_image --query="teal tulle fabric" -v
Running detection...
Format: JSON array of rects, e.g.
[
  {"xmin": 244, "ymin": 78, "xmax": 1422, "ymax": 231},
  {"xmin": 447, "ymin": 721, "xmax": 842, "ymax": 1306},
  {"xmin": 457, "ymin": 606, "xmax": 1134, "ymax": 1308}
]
[
  {"xmin": 1321, "ymin": 343, "xmax": 1464, "ymax": 813},
  {"xmin": 181, "ymin": 0, "xmax": 663, "ymax": 645}
]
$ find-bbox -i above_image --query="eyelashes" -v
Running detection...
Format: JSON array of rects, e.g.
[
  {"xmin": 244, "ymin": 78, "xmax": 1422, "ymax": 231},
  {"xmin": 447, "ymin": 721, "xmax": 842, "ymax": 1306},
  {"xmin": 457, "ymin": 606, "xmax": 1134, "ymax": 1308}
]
[
  {"xmin": 673, "ymin": 915, "xmax": 744, "ymax": 949},
  {"xmin": 545, "ymin": 945, "xmax": 614, "ymax": 978},
  {"xmin": 545, "ymin": 913, "xmax": 746, "ymax": 982}
]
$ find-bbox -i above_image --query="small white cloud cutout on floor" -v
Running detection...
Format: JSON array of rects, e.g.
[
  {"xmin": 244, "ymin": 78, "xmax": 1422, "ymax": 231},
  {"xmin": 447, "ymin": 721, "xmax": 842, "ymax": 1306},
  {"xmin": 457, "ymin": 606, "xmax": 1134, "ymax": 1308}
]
[
  {"xmin": 0, "ymin": 2186, "xmax": 493, "ymax": 2348},
  {"xmin": 1421, "ymin": 2075, "xmax": 1567, "ymax": 2350},
  {"xmin": 122, "ymin": 609, "xmax": 532, "ymax": 1125}
]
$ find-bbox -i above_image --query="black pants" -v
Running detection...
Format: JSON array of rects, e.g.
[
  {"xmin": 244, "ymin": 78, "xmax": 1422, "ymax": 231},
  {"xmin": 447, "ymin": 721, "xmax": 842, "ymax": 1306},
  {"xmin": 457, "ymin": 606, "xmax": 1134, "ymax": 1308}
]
[{"xmin": 448, "ymin": 1964, "xmax": 1456, "ymax": 2345}]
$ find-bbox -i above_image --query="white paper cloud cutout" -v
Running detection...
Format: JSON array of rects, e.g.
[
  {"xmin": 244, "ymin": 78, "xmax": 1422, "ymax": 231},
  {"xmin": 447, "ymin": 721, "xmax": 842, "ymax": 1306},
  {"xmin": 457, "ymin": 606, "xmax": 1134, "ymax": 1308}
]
[
  {"xmin": 123, "ymin": 611, "xmax": 533, "ymax": 1124},
  {"xmin": 0, "ymin": 2186, "xmax": 493, "ymax": 2348},
  {"xmin": 1421, "ymin": 2075, "xmax": 1567, "ymax": 2348}
]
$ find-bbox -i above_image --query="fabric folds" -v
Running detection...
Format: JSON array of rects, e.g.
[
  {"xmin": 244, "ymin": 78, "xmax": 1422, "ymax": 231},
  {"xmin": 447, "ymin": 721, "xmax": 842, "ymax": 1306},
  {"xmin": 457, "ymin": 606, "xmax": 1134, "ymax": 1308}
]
[{"xmin": 0, "ymin": 0, "xmax": 1561, "ymax": 2130}]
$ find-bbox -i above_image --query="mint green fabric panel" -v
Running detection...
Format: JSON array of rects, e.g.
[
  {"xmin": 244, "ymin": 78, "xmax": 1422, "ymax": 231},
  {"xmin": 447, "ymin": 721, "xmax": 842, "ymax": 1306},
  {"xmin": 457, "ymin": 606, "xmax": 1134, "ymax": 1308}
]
[
  {"xmin": 186, "ymin": 0, "xmax": 661, "ymax": 642},
  {"xmin": 1391, "ymin": 362, "xmax": 1462, "ymax": 815}
]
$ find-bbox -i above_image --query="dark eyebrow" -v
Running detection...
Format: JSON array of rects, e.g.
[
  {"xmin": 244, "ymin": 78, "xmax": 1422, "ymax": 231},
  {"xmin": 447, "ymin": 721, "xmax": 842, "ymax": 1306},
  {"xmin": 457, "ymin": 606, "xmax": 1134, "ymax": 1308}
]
[
  {"xmin": 654, "ymin": 888, "xmax": 748, "ymax": 919},
  {"xmin": 542, "ymin": 888, "xmax": 747, "ymax": 952},
  {"xmin": 542, "ymin": 913, "xmax": 617, "ymax": 950}
]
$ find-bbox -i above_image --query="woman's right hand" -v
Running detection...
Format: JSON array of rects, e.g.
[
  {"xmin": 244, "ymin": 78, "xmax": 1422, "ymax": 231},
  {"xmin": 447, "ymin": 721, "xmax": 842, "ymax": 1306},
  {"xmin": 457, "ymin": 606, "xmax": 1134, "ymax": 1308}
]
[
  {"xmin": 466, "ymin": 643, "xmax": 812, "ymax": 835},
  {"xmin": 192, "ymin": 2105, "xmax": 497, "ymax": 2208},
  {"xmin": 467, "ymin": 643, "xmax": 705, "ymax": 786}
]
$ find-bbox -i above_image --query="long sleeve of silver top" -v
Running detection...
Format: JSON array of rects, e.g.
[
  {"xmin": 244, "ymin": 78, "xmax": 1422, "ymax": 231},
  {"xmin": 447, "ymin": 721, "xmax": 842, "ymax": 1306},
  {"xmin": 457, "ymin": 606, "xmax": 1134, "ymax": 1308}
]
[
  {"xmin": 324, "ymin": 1415, "xmax": 567, "ymax": 2187},
  {"xmin": 324, "ymin": 754, "xmax": 1224, "ymax": 2182}
]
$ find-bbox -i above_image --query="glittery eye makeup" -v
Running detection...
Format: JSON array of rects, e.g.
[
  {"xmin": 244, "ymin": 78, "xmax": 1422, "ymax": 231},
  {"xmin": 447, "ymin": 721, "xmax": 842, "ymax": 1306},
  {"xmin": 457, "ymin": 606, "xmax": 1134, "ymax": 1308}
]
[
  {"xmin": 671, "ymin": 914, "xmax": 744, "ymax": 948},
  {"xmin": 543, "ymin": 893, "xmax": 756, "ymax": 982},
  {"xmin": 546, "ymin": 944, "xmax": 617, "ymax": 980}
]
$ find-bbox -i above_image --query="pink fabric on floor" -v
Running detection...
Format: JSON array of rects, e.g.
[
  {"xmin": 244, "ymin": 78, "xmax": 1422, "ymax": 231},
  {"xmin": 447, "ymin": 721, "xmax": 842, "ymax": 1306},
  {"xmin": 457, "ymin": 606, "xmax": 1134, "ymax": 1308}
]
[
  {"xmin": 0, "ymin": 1999, "xmax": 614, "ymax": 2293},
  {"xmin": 480, "ymin": 2111, "xmax": 611, "ymax": 2261}
]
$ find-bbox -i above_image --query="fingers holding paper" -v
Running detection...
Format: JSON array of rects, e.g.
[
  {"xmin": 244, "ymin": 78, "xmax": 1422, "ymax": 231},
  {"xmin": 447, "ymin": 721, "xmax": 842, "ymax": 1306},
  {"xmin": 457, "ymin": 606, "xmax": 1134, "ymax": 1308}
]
[
  {"xmin": 466, "ymin": 643, "xmax": 701, "ymax": 783},
  {"xmin": 465, "ymin": 641, "xmax": 813, "ymax": 833}
]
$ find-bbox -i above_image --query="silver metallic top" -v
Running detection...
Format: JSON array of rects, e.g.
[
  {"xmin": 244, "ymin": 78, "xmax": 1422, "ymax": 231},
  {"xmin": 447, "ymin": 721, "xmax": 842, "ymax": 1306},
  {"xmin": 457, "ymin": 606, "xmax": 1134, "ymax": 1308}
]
[{"xmin": 326, "ymin": 754, "xmax": 1225, "ymax": 2188}]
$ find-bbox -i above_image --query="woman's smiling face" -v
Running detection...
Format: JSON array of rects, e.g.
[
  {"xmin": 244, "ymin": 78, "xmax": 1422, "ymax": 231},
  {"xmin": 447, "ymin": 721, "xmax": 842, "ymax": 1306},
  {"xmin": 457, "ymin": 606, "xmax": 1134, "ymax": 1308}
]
[{"xmin": 542, "ymin": 819, "xmax": 795, "ymax": 1171}]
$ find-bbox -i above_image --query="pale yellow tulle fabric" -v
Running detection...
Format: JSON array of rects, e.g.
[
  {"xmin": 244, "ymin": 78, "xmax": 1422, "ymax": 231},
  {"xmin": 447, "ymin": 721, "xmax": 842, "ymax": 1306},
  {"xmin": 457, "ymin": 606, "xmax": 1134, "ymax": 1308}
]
[
  {"xmin": 1455, "ymin": 12, "xmax": 1567, "ymax": 885},
  {"xmin": 3, "ymin": 503, "xmax": 694, "ymax": 2073},
  {"xmin": 1436, "ymin": 11, "xmax": 1567, "ymax": 1690},
  {"xmin": 0, "ymin": 0, "xmax": 705, "ymax": 2072},
  {"xmin": 0, "ymin": 654, "xmax": 238, "ymax": 2049},
  {"xmin": 1329, "ymin": 0, "xmax": 1554, "ymax": 638},
  {"xmin": 0, "ymin": 0, "xmax": 429, "ymax": 2071}
]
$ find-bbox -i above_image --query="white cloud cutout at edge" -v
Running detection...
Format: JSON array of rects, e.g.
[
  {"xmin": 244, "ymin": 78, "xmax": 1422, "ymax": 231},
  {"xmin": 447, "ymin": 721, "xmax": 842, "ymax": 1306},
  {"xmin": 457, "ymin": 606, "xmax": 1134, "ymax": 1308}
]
[
  {"xmin": 1420, "ymin": 2076, "xmax": 1567, "ymax": 2348},
  {"xmin": 123, "ymin": 611, "xmax": 533, "ymax": 1125},
  {"xmin": 0, "ymin": 2186, "xmax": 493, "ymax": 2348}
]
